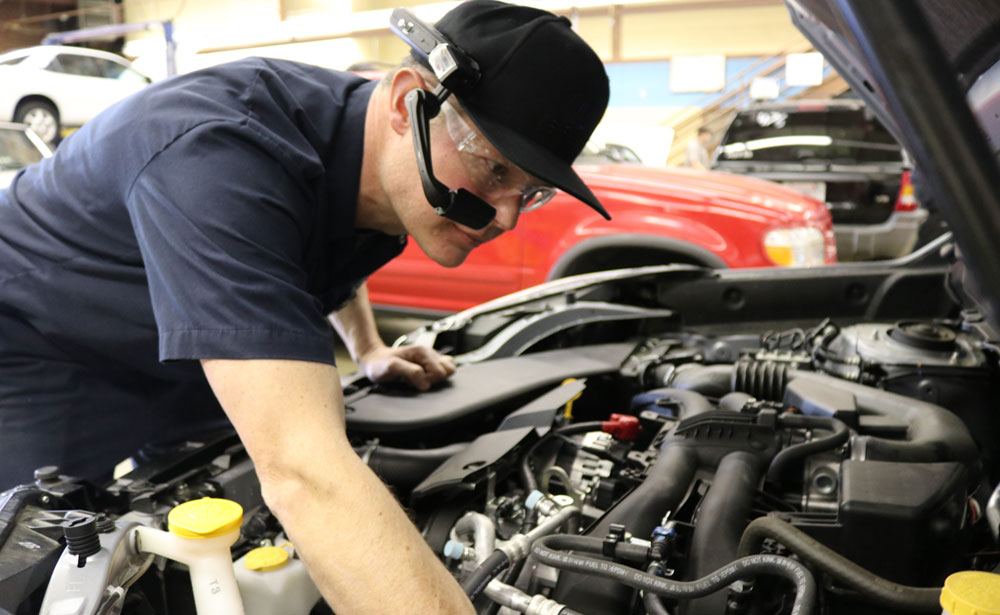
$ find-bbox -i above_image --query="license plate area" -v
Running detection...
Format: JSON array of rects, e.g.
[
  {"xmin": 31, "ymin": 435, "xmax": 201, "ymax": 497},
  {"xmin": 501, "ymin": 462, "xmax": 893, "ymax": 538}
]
[{"xmin": 782, "ymin": 181, "xmax": 827, "ymax": 203}]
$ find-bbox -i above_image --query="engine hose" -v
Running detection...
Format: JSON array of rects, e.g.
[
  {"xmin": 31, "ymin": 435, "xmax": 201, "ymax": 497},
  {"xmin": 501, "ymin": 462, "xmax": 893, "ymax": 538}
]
[
  {"xmin": 682, "ymin": 451, "xmax": 762, "ymax": 615},
  {"xmin": 784, "ymin": 370, "xmax": 979, "ymax": 467},
  {"xmin": 671, "ymin": 365, "xmax": 979, "ymax": 468},
  {"xmin": 533, "ymin": 535, "xmax": 816, "ymax": 615},
  {"xmin": 766, "ymin": 415, "xmax": 849, "ymax": 486},
  {"xmin": 462, "ymin": 549, "xmax": 511, "ymax": 602},
  {"xmin": 520, "ymin": 421, "xmax": 605, "ymax": 492},
  {"xmin": 643, "ymin": 563, "xmax": 672, "ymax": 615},
  {"xmin": 737, "ymin": 516, "xmax": 941, "ymax": 613},
  {"xmin": 734, "ymin": 359, "xmax": 790, "ymax": 401},
  {"xmin": 354, "ymin": 442, "xmax": 469, "ymax": 489},
  {"xmin": 667, "ymin": 364, "xmax": 733, "ymax": 398},
  {"xmin": 552, "ymin": 444, "xmax": 699, "ymax": 614},
  {"xmin": 645, "ymin": 385, "xmax": 723, "ymax": 417}
]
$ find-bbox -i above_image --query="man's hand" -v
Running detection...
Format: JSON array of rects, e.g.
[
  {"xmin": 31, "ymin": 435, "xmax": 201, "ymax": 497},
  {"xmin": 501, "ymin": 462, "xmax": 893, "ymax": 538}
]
[
  {"xmin": 358, "ymin": 345, "xmax": 455, "ymax": 391},
  {"xmin": 330, "ymin": 283, "xmax": 456, "ymax": 391}
]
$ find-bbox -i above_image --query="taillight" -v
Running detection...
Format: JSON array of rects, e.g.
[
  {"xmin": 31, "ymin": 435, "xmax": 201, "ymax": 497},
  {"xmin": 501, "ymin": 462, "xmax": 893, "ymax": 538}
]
[{"xmin": 895, "ymin": 170, "xmax": 918, "ymax": 212}]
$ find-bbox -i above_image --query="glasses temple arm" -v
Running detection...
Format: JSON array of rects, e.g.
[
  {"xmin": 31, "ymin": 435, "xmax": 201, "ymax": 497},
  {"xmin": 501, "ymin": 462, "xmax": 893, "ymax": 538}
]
[{"xmin": 405, "ymin": 88, "xmax": 496, "ymax": 230}]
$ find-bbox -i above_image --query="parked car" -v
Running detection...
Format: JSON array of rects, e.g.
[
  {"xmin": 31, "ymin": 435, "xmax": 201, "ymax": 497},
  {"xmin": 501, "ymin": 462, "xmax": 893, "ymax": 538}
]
[
  {"xmin": 0, "ymin": 121, "xmax": 50, "ymax": 189},
  {"xmin": 713, "ymin": 98, "xmax": 927, "ymax": 261},
  {"xmin": 0, "ymin": 45, "xmax": 151, "ymax": 145},
  {"xmin": 368, "ymin": 152, "xmax": 836, "ymax": 314}
]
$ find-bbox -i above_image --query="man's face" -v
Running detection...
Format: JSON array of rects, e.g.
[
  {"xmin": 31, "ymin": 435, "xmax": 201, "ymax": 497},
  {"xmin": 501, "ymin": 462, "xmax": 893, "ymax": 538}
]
[{"xmin": 391, "ymin": 95, "xmax": 554, "ymax": 268}]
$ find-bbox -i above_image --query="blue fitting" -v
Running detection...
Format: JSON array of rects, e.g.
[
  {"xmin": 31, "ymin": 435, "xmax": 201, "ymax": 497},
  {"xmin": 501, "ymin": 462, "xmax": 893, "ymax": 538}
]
[
  {"xmin": 525, "ymin": 490, "xmax": 546, "ymax": 510},
  {"xmin": 652, "ymin": 526, "xmax": 676, "ymax": 541},
  {"xmin": 443, "ymin": 540, "xmax": 466, "ymax": 560}
]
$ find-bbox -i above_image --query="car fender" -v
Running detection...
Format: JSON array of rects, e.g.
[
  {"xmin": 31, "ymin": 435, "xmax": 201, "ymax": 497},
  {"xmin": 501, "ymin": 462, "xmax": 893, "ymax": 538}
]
[
  {"xmin": 13, "ymin": 93, "xmax": 59, "ymax": 117},
  {"xmin": 545, "ymin": 232, "xmax": 729, "ymax": 281}
]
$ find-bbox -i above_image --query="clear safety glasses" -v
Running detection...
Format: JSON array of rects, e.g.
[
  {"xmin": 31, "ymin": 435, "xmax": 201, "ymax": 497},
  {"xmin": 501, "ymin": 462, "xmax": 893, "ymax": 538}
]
[{"xmin": 440, "ymin": 101, "xmax": 557, "ymax": 213}]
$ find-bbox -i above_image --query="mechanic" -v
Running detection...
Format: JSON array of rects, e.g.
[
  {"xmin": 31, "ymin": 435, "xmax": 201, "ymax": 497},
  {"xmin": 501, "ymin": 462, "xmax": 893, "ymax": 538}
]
[{"xmin": 0, "ymin": 1, "xmax": 608, "ymax": 612}]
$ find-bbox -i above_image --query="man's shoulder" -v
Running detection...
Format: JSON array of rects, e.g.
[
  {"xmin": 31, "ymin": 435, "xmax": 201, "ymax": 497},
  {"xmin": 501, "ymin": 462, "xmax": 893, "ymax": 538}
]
[{"xmin": 190, "ymin": 57, "xmax": 367, "ymax": 91}]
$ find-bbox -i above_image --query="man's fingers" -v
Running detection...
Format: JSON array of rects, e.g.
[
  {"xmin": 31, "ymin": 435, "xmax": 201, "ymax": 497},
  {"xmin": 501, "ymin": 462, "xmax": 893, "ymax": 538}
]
[
  {"xmin": 384, "ymin": 358, "xmax": 431, "ymax": 390},
  {"xmin": 439, "ymin": 354, "xmax": 456, "ymax": 377},
  {"xmin": 362, "ymin": 345, "xmax": 456, "ymax": 391},
  {"xmin": 396, "ymin": 346, "xmax": 451, "ymax": 383}
]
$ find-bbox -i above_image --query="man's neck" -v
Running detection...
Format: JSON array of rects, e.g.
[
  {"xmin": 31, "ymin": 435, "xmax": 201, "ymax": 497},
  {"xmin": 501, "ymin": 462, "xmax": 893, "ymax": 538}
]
[{"xmin": 355, "ymin": 88, "xmax": 402, "ymax": 234}]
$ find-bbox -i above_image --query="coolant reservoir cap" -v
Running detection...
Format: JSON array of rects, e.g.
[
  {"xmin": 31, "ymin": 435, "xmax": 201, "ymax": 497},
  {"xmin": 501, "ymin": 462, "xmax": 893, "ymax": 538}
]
[
  {"xmin": 940, "ymin": 571, "xmax": 1000, "ymax": 615},
  {"xmin": 168, "ymin": 497, "xmax": 243, "ymax": 540},
  {"xmin": 245, "ymin": 546, "xmax": 290, "ymax": 571}
]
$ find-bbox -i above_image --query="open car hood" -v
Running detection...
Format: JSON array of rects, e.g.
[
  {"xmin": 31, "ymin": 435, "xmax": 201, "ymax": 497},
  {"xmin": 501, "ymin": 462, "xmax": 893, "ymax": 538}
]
[{"xmin": 786, "ymin": 0, "xmax": 1000, "ymax": 328}]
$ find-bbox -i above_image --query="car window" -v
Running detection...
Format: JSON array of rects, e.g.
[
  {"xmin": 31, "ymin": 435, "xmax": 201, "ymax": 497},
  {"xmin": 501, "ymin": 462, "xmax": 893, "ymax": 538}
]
[
  {"xmin": 0, "ymin": 129, "xmax": 45, "ymax": 170},
  {"xmin": 576, "ymin": 142, "xmax": 643, "ymax": 164},
  {"xmin": 46, "ymin": 54, "xmax": 103, "ymax": 78},
  {"xmin": 718, "ymin": 107, "xmax": 902, "ymax": 164},
  {"xmin": 94, "ymin": 57, "xmax": 127, "ymax": 79},
  {"xmin": 117, "ymin": 67, "xmax": 150, "ymax": 86},
  {"xmin": 0, "ymin": 56, "xmax": 25, "ymax": 66}
]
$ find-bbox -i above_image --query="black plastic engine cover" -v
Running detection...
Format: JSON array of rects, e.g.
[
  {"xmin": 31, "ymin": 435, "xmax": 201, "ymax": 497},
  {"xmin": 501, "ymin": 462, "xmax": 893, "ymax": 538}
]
[
  {"xmin": 838, "ymin": 459, "xmax": 968, "ymax": 586},
  {"xmin": 411, "ymin": 427, "xmax": 539, "ymax": 504}
]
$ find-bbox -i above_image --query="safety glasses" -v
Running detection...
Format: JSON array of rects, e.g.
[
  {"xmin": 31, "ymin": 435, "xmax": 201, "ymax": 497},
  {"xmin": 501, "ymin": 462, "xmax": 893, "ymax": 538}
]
[{"xmin": 440, "ymin": 101, "xmax": 557, "ymax": 213}]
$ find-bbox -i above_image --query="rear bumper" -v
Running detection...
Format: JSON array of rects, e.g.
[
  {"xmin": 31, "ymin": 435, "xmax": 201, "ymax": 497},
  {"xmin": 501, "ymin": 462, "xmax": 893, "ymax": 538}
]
[{"xmin": 834, "ymin": 209, "xmax": 929, "ymax": 261}]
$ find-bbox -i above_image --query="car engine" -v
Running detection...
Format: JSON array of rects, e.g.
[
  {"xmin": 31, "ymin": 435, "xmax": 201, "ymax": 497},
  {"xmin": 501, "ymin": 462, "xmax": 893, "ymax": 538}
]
[{"xmin": 3, "ymin": 254, "xmax": 999, "ymax": 615}]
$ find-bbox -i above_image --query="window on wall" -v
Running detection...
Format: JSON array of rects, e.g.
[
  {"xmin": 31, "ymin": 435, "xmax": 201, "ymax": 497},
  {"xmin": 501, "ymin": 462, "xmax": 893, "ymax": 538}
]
[{"xmin": 281, "ymin": 0, "xmax": 339, "ymax": 18}]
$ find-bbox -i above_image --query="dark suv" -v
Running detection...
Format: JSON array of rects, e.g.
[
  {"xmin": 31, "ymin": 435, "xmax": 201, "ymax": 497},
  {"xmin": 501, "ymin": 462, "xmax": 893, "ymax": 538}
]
[{"xmin": 713, "ymin": 99, "xmax": 926, "ymax": 261}]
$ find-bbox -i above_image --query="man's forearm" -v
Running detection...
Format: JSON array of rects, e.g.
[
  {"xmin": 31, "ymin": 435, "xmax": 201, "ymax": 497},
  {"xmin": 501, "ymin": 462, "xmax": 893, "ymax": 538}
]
[
  {"xmin": 330, "ymin": 283, "xmax": 385, "ymax": 361},
  {"xmin": 259, "ymin": 443, "xmax": 474, "ymax": 615},
  {"xmin": 202, "ymin": 359, "xmax": 470, "ymax": 614}
]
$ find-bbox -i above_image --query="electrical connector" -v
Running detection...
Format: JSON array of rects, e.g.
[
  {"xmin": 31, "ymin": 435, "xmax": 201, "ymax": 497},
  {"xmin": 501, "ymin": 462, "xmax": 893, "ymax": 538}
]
[{"xmin": 602, "ymin": 414, "xmax": 641, "ymax": 441}]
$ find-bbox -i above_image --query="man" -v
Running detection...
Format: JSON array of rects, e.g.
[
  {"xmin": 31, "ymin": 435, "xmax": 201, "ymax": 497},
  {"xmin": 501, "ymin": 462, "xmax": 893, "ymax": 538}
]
[
  {"xmin": 0, "ymin": 1, "xmax": 608, "ymax": 612},
  {"xmin": 684, "ymin": 126, "xmax": 714, "ymax": 169}
]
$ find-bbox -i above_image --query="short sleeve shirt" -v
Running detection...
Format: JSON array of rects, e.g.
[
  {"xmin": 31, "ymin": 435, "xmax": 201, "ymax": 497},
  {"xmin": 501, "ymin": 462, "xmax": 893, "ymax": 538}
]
[{"xmin": 0, "ymin": 58, "xmax": 404, "ymax": 384}]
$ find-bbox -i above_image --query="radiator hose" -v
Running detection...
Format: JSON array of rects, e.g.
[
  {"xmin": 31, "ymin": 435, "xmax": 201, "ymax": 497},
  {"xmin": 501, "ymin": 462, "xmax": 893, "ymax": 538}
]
[{"xmin": 738, "ymin": 516, "xmax": 941, "ymax": 613}]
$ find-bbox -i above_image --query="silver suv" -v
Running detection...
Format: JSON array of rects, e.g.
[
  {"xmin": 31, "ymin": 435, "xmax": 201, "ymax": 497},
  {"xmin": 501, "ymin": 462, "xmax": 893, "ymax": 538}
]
[{"xmin": 713, "ymin": 99, "xmax": 927, "ymax": 261}]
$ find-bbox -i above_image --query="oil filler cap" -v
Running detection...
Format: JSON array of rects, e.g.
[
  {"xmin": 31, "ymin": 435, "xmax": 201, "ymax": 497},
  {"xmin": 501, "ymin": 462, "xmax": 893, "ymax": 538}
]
[
  {"xmin": 168, "ymin": 497, "xmax": 243, "ymax": 540},
  {"xmin": 940, "ymin": 571, "xmax": 1000, "ymax": 615}
]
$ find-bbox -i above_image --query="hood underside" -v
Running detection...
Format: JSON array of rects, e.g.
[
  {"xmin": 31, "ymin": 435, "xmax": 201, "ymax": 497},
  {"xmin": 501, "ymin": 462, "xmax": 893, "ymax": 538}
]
[{"xmin": 785, "ymin": 0, "xmax": 1000, "ymax": 330}]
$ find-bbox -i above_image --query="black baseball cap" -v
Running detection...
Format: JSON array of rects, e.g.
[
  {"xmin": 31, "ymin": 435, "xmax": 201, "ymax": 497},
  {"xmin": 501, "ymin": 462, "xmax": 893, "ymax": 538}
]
[{"xmin": 417, "ymin": 0, "xmax": 611, "ymax": 220}]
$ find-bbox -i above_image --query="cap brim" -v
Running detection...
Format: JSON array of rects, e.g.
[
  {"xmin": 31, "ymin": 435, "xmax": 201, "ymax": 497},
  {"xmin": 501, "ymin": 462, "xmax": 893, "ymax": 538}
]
[{"xmin": 462, "ymin": 103, "xmax": 611, "ymax": 220}]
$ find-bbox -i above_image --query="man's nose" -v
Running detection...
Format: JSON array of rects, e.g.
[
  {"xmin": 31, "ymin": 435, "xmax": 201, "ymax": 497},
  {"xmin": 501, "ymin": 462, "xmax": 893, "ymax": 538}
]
[{"xmin": 490, "ymin": 197, "xmax": 520, "ymax": 232}]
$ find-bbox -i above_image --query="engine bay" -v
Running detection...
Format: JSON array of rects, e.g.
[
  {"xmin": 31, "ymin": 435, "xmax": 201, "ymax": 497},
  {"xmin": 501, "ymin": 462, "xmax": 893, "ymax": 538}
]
[{"xmin": 4, "ymin": 253, "xmax": 999, "ymax": 615}]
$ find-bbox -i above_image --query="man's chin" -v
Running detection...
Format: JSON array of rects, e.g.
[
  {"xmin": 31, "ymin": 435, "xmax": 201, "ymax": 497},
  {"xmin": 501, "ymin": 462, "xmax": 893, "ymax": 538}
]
[{"xmin": 428, "ymin": 248, "xmax": 470, "ymax": 268}]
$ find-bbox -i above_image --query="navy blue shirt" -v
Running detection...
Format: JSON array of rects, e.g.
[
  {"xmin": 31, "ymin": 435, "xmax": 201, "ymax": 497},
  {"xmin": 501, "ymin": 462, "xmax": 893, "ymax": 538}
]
[{"xmin": 0, "ymin": 58, "xmax": 404, "ymax": 382}]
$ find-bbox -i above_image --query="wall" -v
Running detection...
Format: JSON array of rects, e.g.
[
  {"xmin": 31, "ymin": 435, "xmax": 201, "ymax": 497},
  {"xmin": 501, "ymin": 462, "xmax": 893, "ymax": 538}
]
[
  {"xmin": 117, "ymin": 0, "xmax": 811, "ymax": 164},
  {"xmin": 119, "ymin": 0, "xmax": 806, "ymax": 75}
]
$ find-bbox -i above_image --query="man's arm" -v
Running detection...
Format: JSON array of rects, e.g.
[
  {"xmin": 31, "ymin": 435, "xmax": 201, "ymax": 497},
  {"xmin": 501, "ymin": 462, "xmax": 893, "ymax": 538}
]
[
  {"xmin": 330, "ymin": 283, "xmax": 454, "ymax": 389},
  {"xmin": 201, "ymin": 358, "xmax": 473, "ymax": 615}
]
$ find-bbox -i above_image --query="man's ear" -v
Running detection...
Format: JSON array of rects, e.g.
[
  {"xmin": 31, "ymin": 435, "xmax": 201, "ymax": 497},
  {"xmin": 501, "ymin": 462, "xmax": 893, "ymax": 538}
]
[{"xmin": 388, "ymin": 68, "xmax": 428, "ymax": 136}]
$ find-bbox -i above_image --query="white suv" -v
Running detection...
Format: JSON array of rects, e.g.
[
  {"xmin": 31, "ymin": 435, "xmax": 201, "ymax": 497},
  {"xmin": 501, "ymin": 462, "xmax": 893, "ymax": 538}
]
[{"xmin": 0, "ymin": 46, "xmax": 151, "ymax": 145}]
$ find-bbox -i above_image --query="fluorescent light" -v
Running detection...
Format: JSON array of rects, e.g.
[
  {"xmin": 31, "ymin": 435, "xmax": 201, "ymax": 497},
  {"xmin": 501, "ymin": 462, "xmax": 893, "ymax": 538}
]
[{"xmin": 723, "ymin": 135, "xmax": 832, "ymax": 155}]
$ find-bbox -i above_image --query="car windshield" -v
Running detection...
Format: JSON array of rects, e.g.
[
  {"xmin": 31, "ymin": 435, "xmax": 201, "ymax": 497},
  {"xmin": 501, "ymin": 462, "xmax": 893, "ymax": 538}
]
[
  {"xmin": 0, "ymin": 129, "xmax": 45, "ymax": 170},
  {"xmin": 718, "ymin": 106, "xmax": 902, "ymax": 164}
]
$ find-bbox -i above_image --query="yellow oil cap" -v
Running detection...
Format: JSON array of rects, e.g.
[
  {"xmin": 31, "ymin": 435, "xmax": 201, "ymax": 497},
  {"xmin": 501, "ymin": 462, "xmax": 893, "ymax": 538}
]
[
  {"xmin": 167, "ymin": 497, "xmax": 243, "ymax": 540},
  {"xmin": 244, "ymin": 546, "xmax": 290, "ymax": 572},
  {"xmin": 940, "ymin": 571, "xmax": 1000, "ymax": 615}
]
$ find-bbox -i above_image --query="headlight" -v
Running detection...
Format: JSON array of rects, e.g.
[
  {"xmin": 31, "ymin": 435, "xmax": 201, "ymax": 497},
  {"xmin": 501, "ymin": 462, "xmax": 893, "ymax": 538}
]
[{"xmin": 763, "ymin": 226, "xmax": 826, "ymax": 267}]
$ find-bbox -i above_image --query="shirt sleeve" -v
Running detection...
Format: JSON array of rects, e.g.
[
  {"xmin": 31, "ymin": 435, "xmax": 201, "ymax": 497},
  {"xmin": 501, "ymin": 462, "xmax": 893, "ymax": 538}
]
[{"xmin": 126, "ymin": 120, "xmax": 338, "ymax": 364}]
